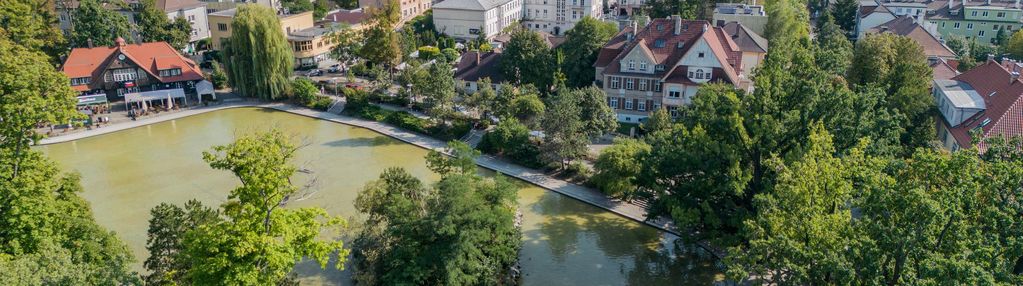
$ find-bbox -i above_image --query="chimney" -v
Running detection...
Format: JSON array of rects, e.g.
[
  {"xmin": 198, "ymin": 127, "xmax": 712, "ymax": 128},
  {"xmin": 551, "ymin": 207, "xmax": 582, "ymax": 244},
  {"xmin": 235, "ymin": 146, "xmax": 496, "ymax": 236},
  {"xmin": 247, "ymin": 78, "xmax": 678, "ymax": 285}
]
[
  {"xmin": 988, "ymin": 53, "xmax": 996, "ymax": 62},
  {"xmin": 672, "ymin": 15, "xmax": 681, "ymax": 35},
  {"xmin": 703, "ymin": 22, "xmax": 709, "ymax": 32},
  {"xmin": 475, "ymin": 51, "xmax": 481, "ymax": 67},
  {"xmin": 115, "ymin": 37, "xmax": 126, "ymax": 47},
  {"xmin": 627, "ymin": 21, "xmax": 637, "ymax": 41},
  {"xmin": 87, "ymin": 38, "xmax": 94, "ymax": 48}
]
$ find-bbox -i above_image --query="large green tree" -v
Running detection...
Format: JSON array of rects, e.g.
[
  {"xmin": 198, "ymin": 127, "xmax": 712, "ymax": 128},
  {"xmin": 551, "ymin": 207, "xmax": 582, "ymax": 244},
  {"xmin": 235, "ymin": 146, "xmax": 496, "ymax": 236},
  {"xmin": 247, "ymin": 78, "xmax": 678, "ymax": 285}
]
[
  {"xmin": 559, "ymin": 17, "xmax": 618, "ymax": 88},
  {"xmin": 183, "ymin": 130, "xmax": 348, "ymax": 284},
  {"xmin": 592, "ymin": 138, "xmax": 651, "ymax": 201},
  {"xmin": 539, "ymin": 89, "xmax": 588, "ymax": 169},
  {"xmin": 360, "ymin": 0, "xmax": 402, "ymax": 68},
  {"xmin": 224, "ymin": 4, "xmax": 294, "ymax": 100},
  {"xmin": 831, "ymin": 0, "xmax": 859, "ymax": 33},
  {"xmin": 143, "ymin": 200, "xmax": 220, "ymax": 285},
  {"xmin": 137, "ymin": 0, "xmax": 191, "ymax": 49},
  {"xmin": 641, "ymin": 0, "xmax": 701, "ymax": 19},
  {"xmin": 0, "ymin": 0, "xmax": 67, "ymax": 61},
  {"xmin": 501, "ymin": 28, "xmax": 554, "ymax": 91},
  {"xmin": 69, "ymin": 0, "xmax": 132, "ymax": 48}
]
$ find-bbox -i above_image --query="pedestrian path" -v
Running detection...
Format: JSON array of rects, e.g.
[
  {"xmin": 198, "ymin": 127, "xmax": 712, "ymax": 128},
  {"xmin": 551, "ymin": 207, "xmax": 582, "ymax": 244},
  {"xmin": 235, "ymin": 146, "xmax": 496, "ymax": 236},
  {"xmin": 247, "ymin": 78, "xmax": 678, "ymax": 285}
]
[{"xmin": 35, "ymin": 102, "xmax": 718, "ymax": 256}]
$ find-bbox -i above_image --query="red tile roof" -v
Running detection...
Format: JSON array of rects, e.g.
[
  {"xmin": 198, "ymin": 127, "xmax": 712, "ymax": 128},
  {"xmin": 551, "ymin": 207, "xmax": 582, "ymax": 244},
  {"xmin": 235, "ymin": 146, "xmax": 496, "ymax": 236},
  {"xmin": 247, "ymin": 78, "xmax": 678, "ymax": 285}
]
[
  {"xmin": 931, "ymin": 58, "xmax": 959, "ymax": 81},
  {"xmin": 61, "ymin": 40, "xmax": 204, "ymax": 89},
  {"xmin": 948, "ymin": 61, "xmax": 1023, "ymax": 150},
  {"xmin": 596, "ymin": 18, "xmax": 742, "ymax": 85},
  {"xmin": 867, "ymin": 16, "xmax": 956, "ymax": 59},
  {"xmin": 455, "ymin": 50, "xmax": 505, "ymax": 83}
]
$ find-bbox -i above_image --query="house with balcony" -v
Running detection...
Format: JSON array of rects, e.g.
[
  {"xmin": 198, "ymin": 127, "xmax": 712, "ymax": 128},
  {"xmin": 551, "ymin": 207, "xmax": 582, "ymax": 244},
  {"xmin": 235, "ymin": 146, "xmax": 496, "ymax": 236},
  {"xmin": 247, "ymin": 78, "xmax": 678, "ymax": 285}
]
[
  {"xmin": 593, "ymin": 16, "xmax": 752, "ymax": 123},
  {"xmin": 61, "ymin": 38, "xmax": 205, "ymax": 103},
  {"xmin": 933, "ymin": 59, "xmax": 1023, "ymax": 151}
]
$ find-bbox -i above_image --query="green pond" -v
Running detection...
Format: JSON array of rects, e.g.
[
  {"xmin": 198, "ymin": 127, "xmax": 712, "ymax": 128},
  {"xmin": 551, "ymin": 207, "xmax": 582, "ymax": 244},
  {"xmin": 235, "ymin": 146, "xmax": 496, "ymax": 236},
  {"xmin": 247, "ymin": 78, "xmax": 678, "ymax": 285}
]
[{"xmin": 37, "ymin": 107, "xmax": 721, "ymax": 285}]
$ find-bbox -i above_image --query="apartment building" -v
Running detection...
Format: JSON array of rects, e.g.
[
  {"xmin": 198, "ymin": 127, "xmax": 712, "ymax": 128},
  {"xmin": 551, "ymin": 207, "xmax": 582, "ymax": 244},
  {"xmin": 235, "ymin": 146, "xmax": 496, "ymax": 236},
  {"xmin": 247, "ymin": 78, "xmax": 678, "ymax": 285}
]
[
  {"xmin": 521, "ymin": 0, "xmax": 602, "ymax": 35},
  {"xmin": 160, "ymin": 0, "xmax": 211, "ymax": 52},
  {"xmin": 360, "ymin": 0, "xmax": 431, "ymax": 23},
  {"xmin": 209, "ymin": 9, "xmax": 337, "ymax": 68},
  {"xmin": 593, "ymin": 17, "xmax": 753, "ymax": 123},
  {"xmin": 857, "ymin": 0, "xmax": 1023, "ymax": 44},
  {"xmin": 433, "ymin": 0, "xmax": 523, "ymax": 40}
]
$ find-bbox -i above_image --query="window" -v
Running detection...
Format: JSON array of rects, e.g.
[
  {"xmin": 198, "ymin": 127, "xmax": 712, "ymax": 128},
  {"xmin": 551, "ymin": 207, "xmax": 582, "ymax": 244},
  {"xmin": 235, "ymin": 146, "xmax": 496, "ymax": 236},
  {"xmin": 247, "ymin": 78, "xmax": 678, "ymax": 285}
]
[
  {"xmin": 1000, "ymin": 12, "xmax": 1008, "ymax": 18},
  {"xmin": 188, "ymin": 15, "xmax": 195, "ymax": 21},
  {"xmin": 628, "ymin": 60, "xmax": 635, "ymax": 70},
  {"xmin": 967, "ymin": 23, "xmax": 974, "ymax": 30},
  {"xmin": 218, "ymin": 23, "xmax": 228, "ymax": 31},
  {"xmin": 994, "ymin": 24, "xmax": 1000, "ymax": 30},
  {"xmin": 158, "ymin": 68, "xmax": 182, "ymax": 77},
  {"xmin": 655, "ymin": 64, "xmax": 665, "ymax": 71},
  {"xmin": 979, "ymin": 30, "xmax": 986, "ymax": 37},
  {"xmin": 954, "ymin": 22, "xmax": 961, "ymax": 29},
  {"xmin": 112, "ymin": 68, "xmax": 137, "ymax": 82},
  {"xmin": 695, "ymin": 69, "xmax": 704, "ymax": 79},
  {"xmin": 610, "ymin": 77, "xmax": 620, "ymax": 89},
  {"xmin": 609, "ymin": 97, "xmax": 618, "ymax": 108},
  {"xmin": 704, "ymin": 70, "xmax": 712, "ymax": 79},
  {"xmin": 469, "ymin": 28, "xmax": 480, "ymax": 35},
  {"xmin": 668, "ymin": 90, "xmax": 681, "ymax": 98},
  {"xmin": 942, "ymin": 22, "xmax": 945, "ymax": 28},
  {"xmin": 624, "ymin": 99, "xmax": 633, "ymax": 110},
  {"xmin": 668, "ymin": 105, "xmax": 679, "ymax": 117},
  {"xmin": 637, "ymin": 100, "xmax": 646, "ymax": 111},
  {"xmin": 638, "ymin": 80, "xmax": 647, "ymax": 91},
  {"xmin": 71, "ymin": 77, "xmax": 90, "ymax": 86},
  {"xmin": 654, "ymin": 81, "xmax": 662, "ymax": 92},
  {"xmin": 625, "ymin": 78, "xmax": 634, "ymax": 90},
  {"xmin": 654, "ymin": 39, "xmax": 665, "ymax": 48},
  {"xmin": 698, "ymin": 52, "xmax": 705, "ymax": 58},
  {"xmin": 972, "ymin": 11, "xmax": 978, "ymax": 17},
  {"xmin": 639, "ymin": 62, "xmax": 647, "ymax": 71},
  {"xmin": 982, "ymin": 11, "xmax": 988, "ymax": 17}
]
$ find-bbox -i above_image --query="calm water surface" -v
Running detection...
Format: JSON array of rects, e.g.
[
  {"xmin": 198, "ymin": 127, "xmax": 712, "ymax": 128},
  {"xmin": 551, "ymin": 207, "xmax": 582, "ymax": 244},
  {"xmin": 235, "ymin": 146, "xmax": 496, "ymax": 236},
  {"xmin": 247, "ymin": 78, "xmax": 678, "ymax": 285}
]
[{"xmin": 38, "ymin": 108, "xmax": 721, "ymax": 285}]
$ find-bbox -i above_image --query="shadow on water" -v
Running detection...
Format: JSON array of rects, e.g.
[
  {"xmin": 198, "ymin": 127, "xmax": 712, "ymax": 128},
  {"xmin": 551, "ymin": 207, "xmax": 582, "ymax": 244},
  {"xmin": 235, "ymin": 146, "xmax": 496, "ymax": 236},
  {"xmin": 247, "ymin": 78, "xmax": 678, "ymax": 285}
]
[
  {"xmin": 322, "ymin": 136, "xmax": 402, "ymax": 148},
  {"xmin": 523, "ymin": 191, "xmax": 720, "ymax": 285}
]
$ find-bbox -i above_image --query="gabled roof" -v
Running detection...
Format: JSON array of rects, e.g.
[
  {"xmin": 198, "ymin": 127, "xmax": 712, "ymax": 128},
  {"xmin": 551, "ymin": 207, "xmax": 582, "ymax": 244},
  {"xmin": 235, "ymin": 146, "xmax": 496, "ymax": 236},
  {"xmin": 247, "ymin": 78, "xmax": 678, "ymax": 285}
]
[
  {"xmin": 859, "ymin": 3, "xmax": 891, "ymax": 19},
  {"xmin": 931, "ymin": 58, "xmax": 960, "ymax": 81},
  {"xmin": 720, "ymin": 21, "xmax": 768, "ymax": 54},
  {"xmin": 596, "ymin": 18, "xmax": 743, "ymax": 83},
  {"xmin": 455, "ymin": 50, "xmax": 505, "ymax": 83},
  {"xmin": 947, "ymin": 61, "xmax": 1023, "ymax": 150},
  {"xmin": 61, "ymin": 39, "xmax": 204, "ymax": 91},
  {"xmin": 866, "ymin": 16, "xmax": 956, "ymax": 59},
  {"xmin": 433, "ymin": 0, "xmax": 510, "ymax": 11}
]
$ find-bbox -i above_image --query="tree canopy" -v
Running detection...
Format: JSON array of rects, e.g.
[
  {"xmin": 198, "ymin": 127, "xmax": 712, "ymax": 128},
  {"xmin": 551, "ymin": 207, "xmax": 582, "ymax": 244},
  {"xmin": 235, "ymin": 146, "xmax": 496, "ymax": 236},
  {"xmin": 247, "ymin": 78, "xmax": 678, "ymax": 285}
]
[
  {"xmin": 559, "ymin": 17, "xmax": 619, "ymax": 88},
  {"xmin": 137, "ymin": 0, "xmax": 191, "ymax": 49},
  {"xmin": 501, "ymin": 28, "xmax": 554, "ymax": 91},
  {"xmin": 224, "ymin": 4, "xmax": 294, "ymax": 100},
  {"xmin": 69, "ymin": 0, "xmax": 132, "ymax": 48}
]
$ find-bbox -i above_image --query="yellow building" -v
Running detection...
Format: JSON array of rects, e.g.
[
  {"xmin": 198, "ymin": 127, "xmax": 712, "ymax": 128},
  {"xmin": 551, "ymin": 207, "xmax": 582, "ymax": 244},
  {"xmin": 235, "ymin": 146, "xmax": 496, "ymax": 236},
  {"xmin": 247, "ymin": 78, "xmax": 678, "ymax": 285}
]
[{"xmin": 208, "ymin": 8, "xmax": 338, "ymax": 68}]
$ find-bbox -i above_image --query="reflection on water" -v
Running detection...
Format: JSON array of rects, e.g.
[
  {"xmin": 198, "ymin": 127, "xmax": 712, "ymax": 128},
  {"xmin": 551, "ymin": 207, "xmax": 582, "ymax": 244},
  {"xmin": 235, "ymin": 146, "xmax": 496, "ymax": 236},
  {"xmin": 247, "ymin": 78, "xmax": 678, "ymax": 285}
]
[{"xmin": 37, "ymin": 108, "xmax": 720, "ymax": 285}]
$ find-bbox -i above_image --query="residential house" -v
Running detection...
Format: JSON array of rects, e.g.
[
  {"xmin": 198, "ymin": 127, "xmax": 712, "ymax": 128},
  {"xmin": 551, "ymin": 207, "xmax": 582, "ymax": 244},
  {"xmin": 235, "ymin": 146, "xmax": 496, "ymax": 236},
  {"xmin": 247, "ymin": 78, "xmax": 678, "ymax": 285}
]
[
  {"xmin": 319, "ymin": 8, "xmax": 372, "ymax": 30},
  {"xmin": 432, "ymin": 0, "xmax": 523, "ymax": 40},
  {"xmin": 929, "ymin": 0, "xmax": 1023, "ymax": 44},
  {"xmin": 866, "ymin": 15, "xmax": 957, "ymax": 63},
  {"xmin": 158, "ymin": 0, "xmax": 211, "ymax": 52},
  {"xmin": 522, "ymin": 0, "xmax": 602, "ymax": 35},
  {"xmin": 593, "ymin": 16, "xmax": 752, "ymax": 123},
  {"xmin": 609, "ymin": 0, "xmax": 645, "ymax": 18},
  {"xmin": 856, "ymin": 1, "xmax": 896, "ymax": 38},
  {"xmin": 209, "ymin": 9, "xmax": 337, "ymax": 68},
  {"xmin": 712, "ymin": 3, "xmax": 768, "ymax": 36},
  {"xmin": 360, "ymin": 0, "xmax": 431, "ymax": 23},
  {"xmin": 61, "ymin": 38, "xmax": 205, "ymax": 103},
  {"xmin": 455, "ymin": 50, "xmax": 505, "ymax": 93},
  {"xmin": 56, "ymin": 0, "xmax": 141, "ymax": 40},
  {"xmin": 200, "ymin": 0, "xmax": 280, "ymax": 14},
  {"xmin": 718, "ymin": 21, "xmax": 768, "ymax": 75},
  {"xmin": 933, "ymin": 59, "xmax": 1023, "ymax": 151}
]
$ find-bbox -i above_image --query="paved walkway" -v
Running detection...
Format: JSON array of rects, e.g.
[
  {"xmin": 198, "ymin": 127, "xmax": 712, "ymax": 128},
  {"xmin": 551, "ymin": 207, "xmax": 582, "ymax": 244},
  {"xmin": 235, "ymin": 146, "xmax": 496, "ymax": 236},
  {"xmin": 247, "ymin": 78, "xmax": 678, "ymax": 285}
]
[{"xmin": 36, "ymin": 102, "xmax": 713, "ymax": 255}]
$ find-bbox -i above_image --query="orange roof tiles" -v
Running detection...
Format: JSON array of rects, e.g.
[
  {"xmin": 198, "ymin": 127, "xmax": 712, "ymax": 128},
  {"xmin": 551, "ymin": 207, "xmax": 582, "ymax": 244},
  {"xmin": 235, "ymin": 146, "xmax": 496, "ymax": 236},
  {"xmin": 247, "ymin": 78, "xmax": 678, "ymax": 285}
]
[
  {"xmin": 948, "ymin": 61, "xmax": 1023, "ymax": 150},
  {"xmin": 61, "ymin": 41, "xmax": 204, "ymax": 86}
]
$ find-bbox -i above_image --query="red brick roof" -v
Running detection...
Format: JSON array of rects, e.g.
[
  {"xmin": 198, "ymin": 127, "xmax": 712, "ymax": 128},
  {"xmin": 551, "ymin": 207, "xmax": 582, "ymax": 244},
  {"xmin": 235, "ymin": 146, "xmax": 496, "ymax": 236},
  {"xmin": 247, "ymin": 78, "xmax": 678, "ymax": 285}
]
[
  {"xmin": 948, "ymin": 61, "xmax": 1023, "ymax": 150},
  {"xmin": 596, "ymin": 18, "xmax": 742, "ymax": 84},
  {"xmin": 61, "ymin": 40, "xmax": 204, "ymax": 91}
]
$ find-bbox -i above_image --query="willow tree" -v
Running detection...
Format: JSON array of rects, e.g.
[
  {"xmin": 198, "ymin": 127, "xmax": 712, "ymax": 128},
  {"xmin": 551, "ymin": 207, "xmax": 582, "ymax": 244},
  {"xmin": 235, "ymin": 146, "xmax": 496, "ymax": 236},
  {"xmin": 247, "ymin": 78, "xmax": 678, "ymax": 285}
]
[{"xmin": 224, "ymin": 4, "xmax": 293, "ymax": 100}]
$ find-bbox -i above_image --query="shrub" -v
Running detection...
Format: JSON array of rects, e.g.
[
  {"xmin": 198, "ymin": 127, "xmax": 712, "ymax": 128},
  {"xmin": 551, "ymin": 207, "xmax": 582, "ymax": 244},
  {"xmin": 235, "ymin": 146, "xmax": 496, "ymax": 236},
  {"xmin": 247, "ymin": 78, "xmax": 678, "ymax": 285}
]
[
  {"xmin": 441, "ymin": 48, "xmax": 459, "ymax": 63},
  {"xmin": 291, "ymin": 78, "xmax": 319, "ymax": 104},
  {"xmin": 479, "ymin": 118, "xmax": 543, "ymax": 168},
  {"xmin": 384, "ymin": 111, "xmax": 430, "ymax": 134},
  {"xmin": 307, "ymin": 95, "xmax": 334, "ymax": 111},
  {"xmin": 417, "ymin": 46, "xmax": 441, "ymax": 61},
  {"xmin": 564, "ymin": 161, "xmax": 592, "ymax": 182}
]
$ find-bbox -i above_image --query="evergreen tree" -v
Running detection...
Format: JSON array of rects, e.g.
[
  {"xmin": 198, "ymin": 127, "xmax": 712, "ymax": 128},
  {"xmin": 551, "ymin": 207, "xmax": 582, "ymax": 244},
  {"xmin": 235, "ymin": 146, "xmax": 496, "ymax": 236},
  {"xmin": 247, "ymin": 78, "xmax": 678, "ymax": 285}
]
[
  {"xmin": 224, "ymin": 4, "xmax": 294, "ymax": 100},
  {"xmin": 143, "ymin": 200, "xmax": 220, "ymax": 285},
  {"xmin": 831, "ymin": 0, "xmax": 859, "ymax": 33}
]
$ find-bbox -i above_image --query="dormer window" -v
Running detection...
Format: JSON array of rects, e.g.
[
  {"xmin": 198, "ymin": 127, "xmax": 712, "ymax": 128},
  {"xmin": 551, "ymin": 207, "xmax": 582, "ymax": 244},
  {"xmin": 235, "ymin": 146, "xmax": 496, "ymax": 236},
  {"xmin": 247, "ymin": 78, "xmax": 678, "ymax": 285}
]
[
  {"xmin": 654, "ymin": 39, "xmax": 666, "ymax": 48},
  {"xmin": 159, "ymin": 68, "xmax": 182, "ymax": 77},
  {"xmin": 71, "ymin": 77, "xmax": 91, "ymax": 86},
  {"xmin": 628, "ymin": 60, "xmax": 635, "ymax": 70},
  {"xmin": 639, "ymin": 62, "xmax": 647, "ymax": 71}
]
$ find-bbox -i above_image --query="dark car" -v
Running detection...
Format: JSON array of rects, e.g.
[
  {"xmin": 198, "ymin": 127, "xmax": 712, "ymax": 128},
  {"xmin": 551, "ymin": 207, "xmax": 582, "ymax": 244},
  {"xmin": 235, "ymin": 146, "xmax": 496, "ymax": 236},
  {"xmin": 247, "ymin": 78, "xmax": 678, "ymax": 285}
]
[
  {"xmin": 306, "ymin": 69, "xmax": 324, "ymax": 77},
  {"xmin": 327, "ymin": 64, "xmax": 342, "ymax": 73}
]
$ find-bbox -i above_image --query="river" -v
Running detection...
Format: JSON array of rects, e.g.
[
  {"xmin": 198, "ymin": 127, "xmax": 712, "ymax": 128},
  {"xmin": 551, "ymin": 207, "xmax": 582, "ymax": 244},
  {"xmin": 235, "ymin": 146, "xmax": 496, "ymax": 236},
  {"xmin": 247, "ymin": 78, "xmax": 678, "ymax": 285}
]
[{"xmin": 37, "ymin": 107, "xmax": 721, "ymax": 285}]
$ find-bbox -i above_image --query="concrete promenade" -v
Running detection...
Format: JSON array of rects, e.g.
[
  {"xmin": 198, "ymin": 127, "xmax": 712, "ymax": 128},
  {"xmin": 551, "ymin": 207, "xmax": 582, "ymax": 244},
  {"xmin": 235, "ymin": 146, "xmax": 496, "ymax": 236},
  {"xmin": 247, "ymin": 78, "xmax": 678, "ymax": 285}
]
[{"xmin": 36, "ymin": 102, "xmax": 687, "ymax": 245}]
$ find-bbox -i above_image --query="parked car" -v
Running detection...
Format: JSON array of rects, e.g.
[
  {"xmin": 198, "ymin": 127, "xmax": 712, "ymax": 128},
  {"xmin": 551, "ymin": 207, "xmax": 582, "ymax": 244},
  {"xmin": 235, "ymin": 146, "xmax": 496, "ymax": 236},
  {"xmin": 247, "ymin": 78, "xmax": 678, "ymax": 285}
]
[
  {"xmin": 306, "ymin": 69, "xmax": 323, "ymax": 76},
  {"xmin": 327, "ymin": 64, "xmax": 342, "ymax": 73}
]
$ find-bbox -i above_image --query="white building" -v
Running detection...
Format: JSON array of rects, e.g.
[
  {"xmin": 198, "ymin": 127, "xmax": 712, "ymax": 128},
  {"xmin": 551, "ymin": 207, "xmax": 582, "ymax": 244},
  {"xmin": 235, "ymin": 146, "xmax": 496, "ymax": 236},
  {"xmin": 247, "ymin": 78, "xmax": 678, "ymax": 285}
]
[
  {"xmin": 433, "ymin": 0, "xmax": 524, "ymax": 39},
  {"xmin": 161, "ymin": 0, "xmax": 211, "ymax": 52},
  {"xmin": 522, "ymin": 0, "xmax": 602, "ymax": 35},
  {"xmin": 712, "ymin": 3, "xmax": 768, "ymax": 36}
]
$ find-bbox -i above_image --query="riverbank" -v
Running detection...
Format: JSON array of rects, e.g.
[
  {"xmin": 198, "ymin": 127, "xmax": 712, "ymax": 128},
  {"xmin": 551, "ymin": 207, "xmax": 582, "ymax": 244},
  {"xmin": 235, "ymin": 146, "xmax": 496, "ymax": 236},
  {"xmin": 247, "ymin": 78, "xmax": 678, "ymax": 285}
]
[{"xmin": 37, "ymin": 101, "xmax": 716, "ymax": 257}]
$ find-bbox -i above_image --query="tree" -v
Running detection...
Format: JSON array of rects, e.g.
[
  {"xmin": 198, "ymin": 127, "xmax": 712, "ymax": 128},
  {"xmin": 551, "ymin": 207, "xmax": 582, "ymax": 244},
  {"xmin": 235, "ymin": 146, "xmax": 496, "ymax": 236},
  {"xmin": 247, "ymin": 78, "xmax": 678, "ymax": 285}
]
[
  {"xmin": 501, "ymin": 28, "xmax": 553, "ymax": 90},
  {"xmin": 209, "ymin": 60, "xmax": 228, "ymax": 89},
  {"xmin": 591, "ymin": 138, "xmax": 651, "ymax": 200},
  {"xmin": 184, "ymin": 130, "xmax": 348, "ymax": 284},
  {"xmin": 849, "ymin": 33, "xmax": 935, "ymax": 151},
  {"xmin": 509, "ymin": 93, "xmax": 545, "ymax": 124},
  {"xmin": 764, "ymin": 0, "xmax": 809, "ymax": 43},
  {"xmin": 291, "ymin": 77, "xmax": 319, "ymax": 104},
  {"xmin": 418, "ymin": 62, "xmax": 457, "ymax": 121},
  {"xmin": 313, "ymin": 0, "xmax": 331, "ymax": 19},
  {"xmin": 642, "ymin": 108, "xmax": 672, "ymax": 134},
  {"xmin": 360, "ymin": 0, "xmax": 402, "ymax": 68},
  {"xmin": 332, "ymin": 0, "xmax": 358, "ymax": 9},
  {"xmin": 559, "ymin": 17, "xmax": 618, "ymax": 88},
  {"xmin": 353, "ymin": 146, "xmax": 521, "ymax": 285},
  {"xmin": 224, "ymin": 4, "xmax": 294, "ymax": 100},
  {"xmin": 0, "ymin": 0, "xmax": 67, "ymax": 61},
  {"xmin": 69, "ymin": 0, "xmax": 132, "ymax": 48},
  {"xmin": 815, "ymin": 12, "xmax": 854, "ymax": 76},
  {"xmin": 281, "ymin": 0, "xmax": 314, "ymax": 14},
  {"xmin": 144, "ymin": 200, "xmax": 220, "ymax": 285},
  {"xmin": 574, "ymin": 86, "xmax": 618, "ymax": 137},
  {"xmin": 995, "ymin": 27, "xmax": 1009, "ymax": 46},
  {"xmin": 1006, "ymin": 29, "xmax": 1023, "ymax": 59},
  {"xmin": 425, "ymin": 141, "xmax": 480, "ymax": 176},
  {"xmin": 540, "ymin": 90, "xmax": 588, "ymax": 169},
  {"xmin": 464, "ymin": 78, "xmax": 497, "ymax": 119},
  {"xmin": 642, "ymin": 0, "xmax": 700, "ymax": 19},
  {"xmin": 831, "ymin": 0, "xmax": 859, "ymax": 33},
  {"xmin": 478, "ymin": 118, "xmax": 542, "ymax": 167},
  {"xmin": 137, "ymin": 0, "xmax": 191, "ymax": 49}
]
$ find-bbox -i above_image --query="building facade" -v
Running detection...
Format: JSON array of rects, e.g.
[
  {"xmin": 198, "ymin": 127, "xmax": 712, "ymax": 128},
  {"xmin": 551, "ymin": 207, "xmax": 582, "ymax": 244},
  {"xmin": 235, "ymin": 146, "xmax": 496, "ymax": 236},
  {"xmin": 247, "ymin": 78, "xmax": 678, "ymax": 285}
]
[
  {"xmin": 160, "ymin": 0, "xmax": 211, "ymax": 51},
  {"xmin": 209, "ymin": 9, "xmax": 336, "ymax": 68},
  {"xmin": 360, "ymin": 0, "xmax": 431, "ymax": 23},
  {"xmin": 60, "ymin": 38, "xmax": 205, "ymax": 101},
  {"xmin": 933, "ymin": 60, "xmax": 1023, "ymax": 151},
  {"xmin": 711, "ymin": 3, "xmax": 768, "ymax": 36},
  {"xmin": 522, "ymin": 0, "xmax": 602, "ymax": 35},
  {"xmin": 856, "ymin": 0, "xmax": 1023, "ymax": 44},
  {"xmin": 593, "ymin": 17, "xmax": 751, "ymax": 123},
  {"xmin": 433, "ymin": 0, "xmax": 523, "ymax": 40}
]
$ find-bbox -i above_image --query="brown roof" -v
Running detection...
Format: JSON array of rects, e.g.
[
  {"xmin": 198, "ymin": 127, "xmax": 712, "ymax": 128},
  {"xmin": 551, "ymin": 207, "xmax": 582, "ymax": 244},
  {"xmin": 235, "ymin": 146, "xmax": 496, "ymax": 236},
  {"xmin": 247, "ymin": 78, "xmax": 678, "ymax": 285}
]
[
  {"xmin": 720, "ymin": 21, "xmax": 768, "ymax": 54},
  {"xmin": 455, "ymin": 50, "xmax": 505, "ymax": 83},
  {"xmin": 867, "ymin": 16, "xmax": 956, "ymax": 59},
  {"xmin": 61, "ymin": 39, "xmax": 204, "ymax": 91},
  {"xmin": 859, "ymin": 4, "xmax": 891, "ymax": 19},
  {"xmin": 947, "ymin": 61, "xmax": 1023, "ymax": 150},
  {"xmin": 597, "ymin": 18, "xmax": 742, "ymax": 84},
  {"xmin": 593, "ymin": 26, "xmax": 634, "ymax": 68},
  {"xmin": 931, "ymin": 58, "xmax": 960, "ymax": 81}
]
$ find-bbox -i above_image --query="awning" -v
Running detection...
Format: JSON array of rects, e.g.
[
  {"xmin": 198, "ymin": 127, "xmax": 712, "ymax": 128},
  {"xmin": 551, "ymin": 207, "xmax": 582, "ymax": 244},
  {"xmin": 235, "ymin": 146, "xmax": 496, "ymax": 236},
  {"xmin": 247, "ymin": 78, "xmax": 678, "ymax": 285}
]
[
  {"xmin": 76, "ymin": 94, "xmax": 108, "ymax": 106},
  {"xmin": 124, "ymin": 88, "xmax": 186, "ymax": 103},
  {"xmin": 196, "ymin": 80, "xmax": 215, "ymax": 95}
]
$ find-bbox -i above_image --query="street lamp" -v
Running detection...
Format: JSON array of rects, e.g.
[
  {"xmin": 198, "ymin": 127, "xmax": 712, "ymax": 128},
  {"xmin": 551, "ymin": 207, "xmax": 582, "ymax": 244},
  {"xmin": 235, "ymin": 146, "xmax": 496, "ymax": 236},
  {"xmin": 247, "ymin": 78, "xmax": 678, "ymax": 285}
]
[{"xmin": 406, "ymin": 83, "xmax": 413, "ymax": 109}]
